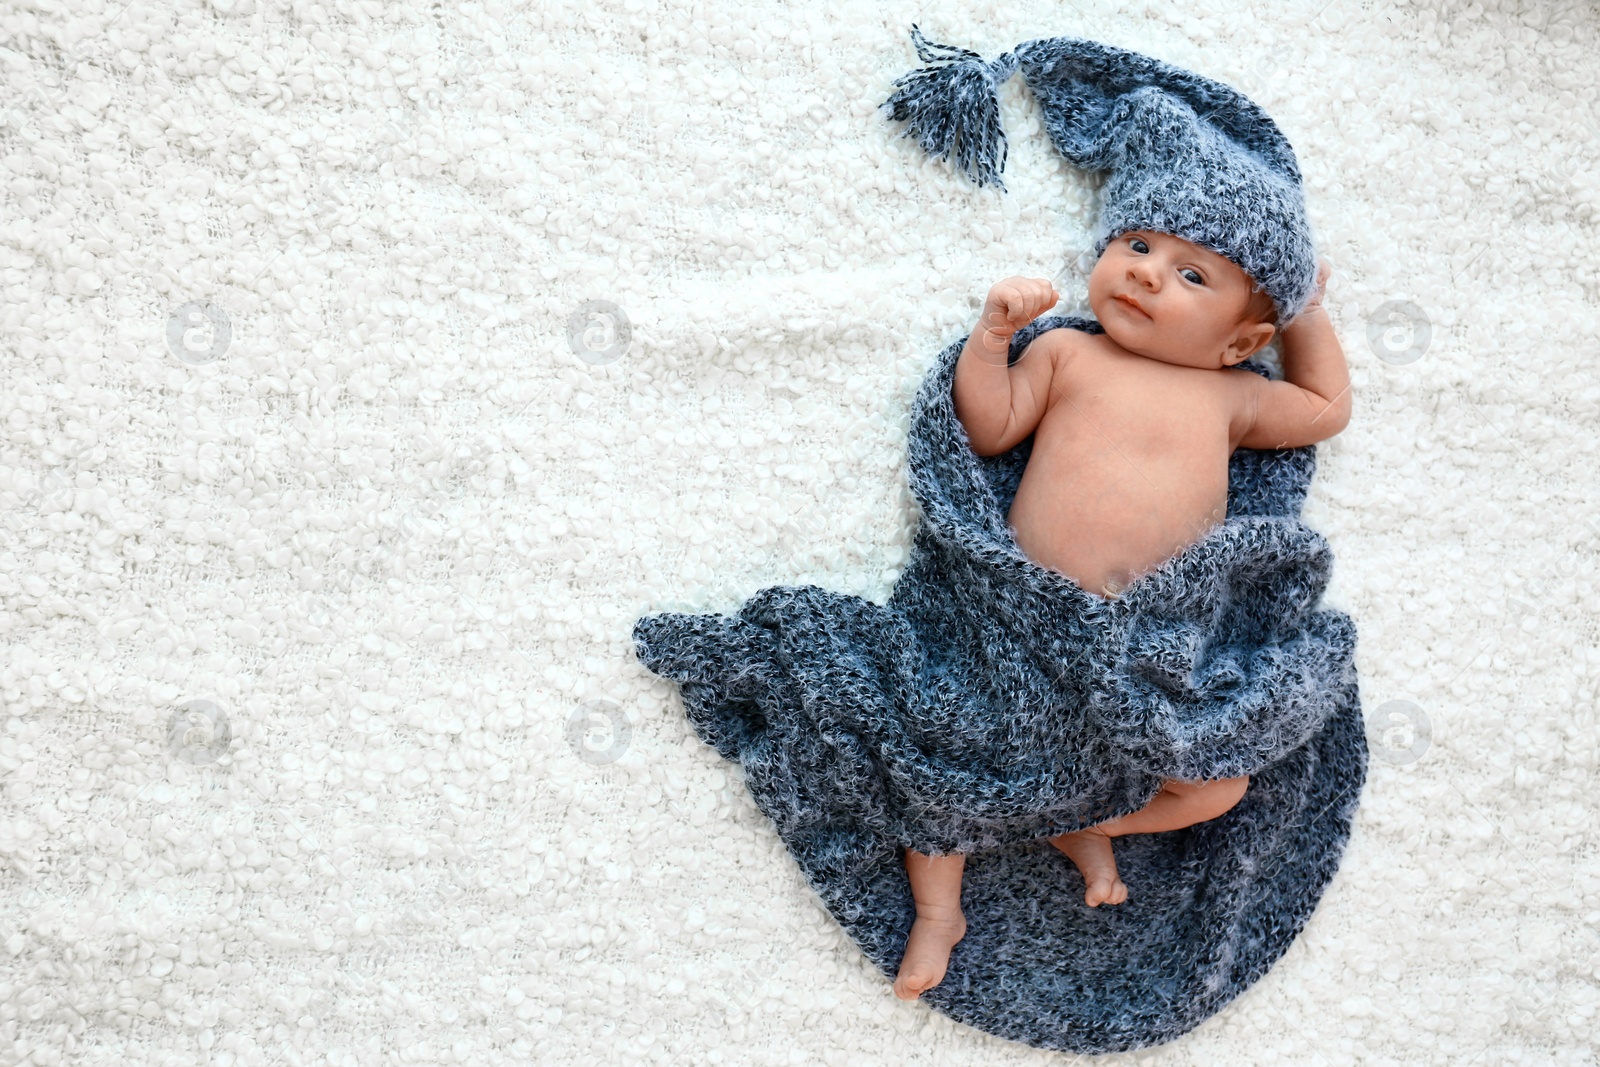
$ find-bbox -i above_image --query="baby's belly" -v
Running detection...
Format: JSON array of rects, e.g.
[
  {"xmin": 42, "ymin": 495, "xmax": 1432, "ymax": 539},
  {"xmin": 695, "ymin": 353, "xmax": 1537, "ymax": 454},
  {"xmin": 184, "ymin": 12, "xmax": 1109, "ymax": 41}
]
[{"xmin": 1006, "ymin": 444, "xmax": 1229, "ymax": 600}]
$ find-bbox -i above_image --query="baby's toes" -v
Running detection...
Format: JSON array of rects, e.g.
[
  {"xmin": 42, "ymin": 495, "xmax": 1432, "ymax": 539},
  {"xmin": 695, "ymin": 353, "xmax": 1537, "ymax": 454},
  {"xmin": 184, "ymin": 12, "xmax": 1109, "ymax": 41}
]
[
  {"xmin": 893, "ymin": 972, "xmax": 928, "ymax": 1001},
  {"xmin": 1084, "ymin": 874, "xmax": 1131, "ymax": 908}
]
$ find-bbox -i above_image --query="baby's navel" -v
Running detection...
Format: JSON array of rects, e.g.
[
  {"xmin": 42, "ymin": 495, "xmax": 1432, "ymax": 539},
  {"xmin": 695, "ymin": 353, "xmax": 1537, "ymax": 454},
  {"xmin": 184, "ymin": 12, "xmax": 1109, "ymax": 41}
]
[{"xmin": 1097, "ymin": 569, "xmax": 1137, "ymax": 600}]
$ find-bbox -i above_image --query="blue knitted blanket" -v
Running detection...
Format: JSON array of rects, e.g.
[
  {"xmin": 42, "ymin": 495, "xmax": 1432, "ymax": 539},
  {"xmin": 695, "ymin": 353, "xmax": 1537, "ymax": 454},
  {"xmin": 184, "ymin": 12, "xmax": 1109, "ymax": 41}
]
[{"xmin": 630, "ymin": 315, "xmax": 1366, "ymax": 1054}]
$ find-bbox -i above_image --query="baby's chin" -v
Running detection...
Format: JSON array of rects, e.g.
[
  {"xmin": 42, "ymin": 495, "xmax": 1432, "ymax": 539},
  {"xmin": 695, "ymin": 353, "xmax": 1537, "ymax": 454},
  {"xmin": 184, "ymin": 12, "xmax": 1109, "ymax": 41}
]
[
  {"xmin": 1091, "ymin": 305, "xmax": 1155, "ymax": 351},
  {"xmin": 1091, "ymin": 297, "xmax": 1243, "ymax": 369},
  {"xmin": 1095, "ymin": 319, "xmax": 1203, "ymax": 367},
  {"xmin": 1089, "ymin": 302, "xmax": 1202, "ymax": 364}
]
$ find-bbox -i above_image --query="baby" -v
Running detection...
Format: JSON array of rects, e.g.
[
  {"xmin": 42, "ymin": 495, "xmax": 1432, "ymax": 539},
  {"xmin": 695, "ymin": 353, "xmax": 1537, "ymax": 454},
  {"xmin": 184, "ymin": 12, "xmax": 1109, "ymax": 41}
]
[{"xmin": 893, "ymin": 228, "xmax": 1351, "ymax": 1002}]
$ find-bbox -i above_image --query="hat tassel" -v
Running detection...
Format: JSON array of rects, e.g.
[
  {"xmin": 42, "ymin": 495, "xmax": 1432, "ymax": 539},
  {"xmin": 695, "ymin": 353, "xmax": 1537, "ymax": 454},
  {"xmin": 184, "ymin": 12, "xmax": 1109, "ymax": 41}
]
[{"xmin": 879, "ymin": 25, "xmax": 1017, "ymax": 193}]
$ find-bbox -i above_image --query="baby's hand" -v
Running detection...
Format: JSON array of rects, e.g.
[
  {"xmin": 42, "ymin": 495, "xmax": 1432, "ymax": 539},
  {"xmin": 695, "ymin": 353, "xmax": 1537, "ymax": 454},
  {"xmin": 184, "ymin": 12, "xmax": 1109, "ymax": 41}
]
[
  {"xmin": 979, "ymin": 277, "xmax": 1060, "ymax": 339},
  {"xmin": 1305, "ymin": 259, "xmax": 1332, "ymax": 310}
]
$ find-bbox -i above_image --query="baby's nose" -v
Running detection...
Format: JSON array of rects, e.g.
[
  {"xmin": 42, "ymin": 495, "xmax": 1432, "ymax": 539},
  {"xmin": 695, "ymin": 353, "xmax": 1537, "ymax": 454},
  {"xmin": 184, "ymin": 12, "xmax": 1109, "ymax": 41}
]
[{"xmin": 1129, "ymin": 266, "xmax": 1158, "ymax": 288}]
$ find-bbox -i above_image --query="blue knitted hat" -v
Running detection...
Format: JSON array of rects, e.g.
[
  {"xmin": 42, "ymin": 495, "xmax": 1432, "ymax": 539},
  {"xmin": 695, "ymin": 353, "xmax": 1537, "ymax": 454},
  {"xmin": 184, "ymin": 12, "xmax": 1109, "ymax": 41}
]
[{"xmin": 880, "ymin": 26, "xmax": 1320, "ymax": 326}]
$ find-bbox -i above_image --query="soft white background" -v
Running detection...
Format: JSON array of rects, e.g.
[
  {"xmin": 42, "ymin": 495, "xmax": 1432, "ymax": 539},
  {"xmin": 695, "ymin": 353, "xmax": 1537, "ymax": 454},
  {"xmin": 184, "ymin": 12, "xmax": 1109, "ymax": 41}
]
[{"xmin": 1, "ymin": 0, "xmax": 1597, "ymax": 1063}]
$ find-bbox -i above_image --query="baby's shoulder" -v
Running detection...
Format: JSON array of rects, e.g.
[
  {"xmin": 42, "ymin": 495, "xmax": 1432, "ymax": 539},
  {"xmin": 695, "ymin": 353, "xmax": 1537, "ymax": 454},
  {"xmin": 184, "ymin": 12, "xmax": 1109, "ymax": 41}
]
[
  {"xmin": 1215, "ymin": 361, "xmax": 1276, "ymax": 409},
  {"xmin": 1008, "ymin": 317, "xmax": 1100, "ymax": 362}
]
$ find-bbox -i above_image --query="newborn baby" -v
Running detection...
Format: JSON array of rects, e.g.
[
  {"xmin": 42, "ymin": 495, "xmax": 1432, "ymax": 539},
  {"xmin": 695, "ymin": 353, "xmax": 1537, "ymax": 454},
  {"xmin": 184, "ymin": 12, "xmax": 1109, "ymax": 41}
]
[{"xmin": 893, "ymin": 229, "xmax": 1351, "ymax": 1002}]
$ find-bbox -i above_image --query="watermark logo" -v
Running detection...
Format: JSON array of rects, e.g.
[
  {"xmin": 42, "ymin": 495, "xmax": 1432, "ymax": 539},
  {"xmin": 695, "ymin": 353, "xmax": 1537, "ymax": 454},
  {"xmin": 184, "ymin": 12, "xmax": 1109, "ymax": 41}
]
[
  {"xmin": 417, "ymin": 52, "xmax": 489, "ymax": 111},
  {"xmin": 1366, "ymin": 300, "xmax": 1430, "ymax": 366},
  {"xmin": 165, "ymin": 302, "xmax": 232, "ymax": 365},
  {"xmin": 1235, "ymin": 52, "xmax": 1282, "ymax": 99},
  {"xmin": 1367, "ymin": 698, "xmax": 1430, "ymax": 766},
  {"xmin": 10, "ymin": 467, "xmax": 73, "ymax": 517},
  {"xmin": 567, "ymin": 300, "xmax": 631, "ymax": 366},
  {"xmin": 794, "ymin": 98, "xmax": 831, "ymax": 139},
  {"xmin": 1499, "ymin": 513, "xmax": 1600, "ymax": 625},
  {"xmin": 449, "ymin": 438, "xmax": 490, "ymax": 485},
  {"xmin": 565, "ymin": 699, "xmax": 631, "ymax": 766},
  {"xmin": 378, "ymin": 117, "xmax": 410, "ymax": 165},
  {"xmin": 17, "ymin": 39, "xmax": 108, "ymax": 118},
  {"xmin": 168, "ymin": 699, "xmax": 232, "ymax": 765},
  {"xmin": 1050, "ymin": 246, "xmax": 1100, "ymax": 314}
]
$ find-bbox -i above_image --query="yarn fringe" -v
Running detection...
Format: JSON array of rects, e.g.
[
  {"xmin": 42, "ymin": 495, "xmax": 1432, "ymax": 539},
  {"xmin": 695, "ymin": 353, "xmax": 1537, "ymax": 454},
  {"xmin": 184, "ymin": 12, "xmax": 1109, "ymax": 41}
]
[{"xmin": 878, "ymin": 25, "xmax": 1016, "ymax": 192}]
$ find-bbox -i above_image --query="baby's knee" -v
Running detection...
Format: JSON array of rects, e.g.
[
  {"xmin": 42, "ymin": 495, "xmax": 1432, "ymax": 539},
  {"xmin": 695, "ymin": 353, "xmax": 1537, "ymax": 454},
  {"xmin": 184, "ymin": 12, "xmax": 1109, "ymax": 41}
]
[
  {"xmin": 1164, "ymin": 775, "xmax": 1250, "ymax": 803},
  {"xmin": 1186, "ymin": 775, "xmax": 1250, "ymax": 821}
]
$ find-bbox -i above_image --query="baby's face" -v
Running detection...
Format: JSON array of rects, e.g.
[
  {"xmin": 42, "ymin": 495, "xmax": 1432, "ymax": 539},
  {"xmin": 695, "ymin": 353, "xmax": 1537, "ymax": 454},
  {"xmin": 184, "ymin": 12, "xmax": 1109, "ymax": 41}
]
[{"xmin": 1087, "ymin": 230, "xmax": 1275, "ymax": 370}]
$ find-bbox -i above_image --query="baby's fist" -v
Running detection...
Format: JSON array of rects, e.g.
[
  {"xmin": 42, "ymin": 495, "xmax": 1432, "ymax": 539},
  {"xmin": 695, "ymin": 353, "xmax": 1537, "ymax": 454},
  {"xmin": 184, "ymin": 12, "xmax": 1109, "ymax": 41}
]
[
  {"xmin": 980, "ymin": 277, "xmax": 1060, "ymax": 337},
  {"xmin": 1306, "ymin": 259, "xmax": 1332, "ymax": 309}
]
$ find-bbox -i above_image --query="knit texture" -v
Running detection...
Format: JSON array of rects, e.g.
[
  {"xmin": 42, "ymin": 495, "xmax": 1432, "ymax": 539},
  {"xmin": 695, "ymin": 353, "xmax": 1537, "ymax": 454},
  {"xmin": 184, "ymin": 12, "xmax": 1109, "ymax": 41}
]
[
  {"xmin": 631, "ymin": 316, "xmax": 1367, "ymax": 1054},
  {"xmin": 880, "ymin": 27, "xmax": 1321, "ymax": 326}
]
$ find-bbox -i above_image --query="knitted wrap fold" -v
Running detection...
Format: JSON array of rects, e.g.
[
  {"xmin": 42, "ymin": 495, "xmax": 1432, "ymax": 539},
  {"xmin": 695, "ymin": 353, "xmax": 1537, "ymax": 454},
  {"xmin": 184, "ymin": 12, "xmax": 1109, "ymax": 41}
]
[
  {"xmin": 880, "ymin": 26, "xmax": 1321, "ymax": 325},
  {"xmin": 631, "ymin": 317, "xmax": 1367, "ymax": 1054}
]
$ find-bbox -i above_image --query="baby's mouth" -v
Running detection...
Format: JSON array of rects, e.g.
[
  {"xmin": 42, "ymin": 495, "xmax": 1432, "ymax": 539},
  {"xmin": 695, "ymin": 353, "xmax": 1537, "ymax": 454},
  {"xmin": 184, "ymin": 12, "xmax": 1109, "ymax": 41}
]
[{"xmin": 1114, "ymin": 294, "xmax": 1151, "ymax": 318}]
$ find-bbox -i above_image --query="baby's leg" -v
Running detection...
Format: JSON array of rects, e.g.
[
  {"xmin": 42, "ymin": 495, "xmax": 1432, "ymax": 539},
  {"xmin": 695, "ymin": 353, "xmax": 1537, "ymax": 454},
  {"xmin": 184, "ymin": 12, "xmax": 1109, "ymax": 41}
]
[
  {"xmin": 1048, "ymin": 776, "xmax": 1251, "ymax": 907},
  {"xmin": 893, "ymin": 849, "xmax": 968, "ymax": 1001},
  {"xmin": 1096, "ymin": 775, "xmax": 1251, "ymax": 837}
]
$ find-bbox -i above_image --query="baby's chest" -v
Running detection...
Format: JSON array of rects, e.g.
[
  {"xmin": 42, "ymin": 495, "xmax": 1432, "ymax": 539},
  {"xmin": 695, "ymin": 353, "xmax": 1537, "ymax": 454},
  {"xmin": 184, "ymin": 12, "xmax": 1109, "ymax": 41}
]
[{"xmin": 1041, "ymin": 360, "xmax": 1234, "ymax": 458}]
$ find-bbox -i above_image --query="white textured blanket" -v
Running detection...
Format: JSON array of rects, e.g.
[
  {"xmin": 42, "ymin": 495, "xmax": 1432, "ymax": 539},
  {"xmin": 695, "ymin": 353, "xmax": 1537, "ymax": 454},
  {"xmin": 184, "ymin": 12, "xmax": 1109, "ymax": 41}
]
[{"xmin": 1, "ymin": 1, "xmax": 1597, "ymax": 1064}]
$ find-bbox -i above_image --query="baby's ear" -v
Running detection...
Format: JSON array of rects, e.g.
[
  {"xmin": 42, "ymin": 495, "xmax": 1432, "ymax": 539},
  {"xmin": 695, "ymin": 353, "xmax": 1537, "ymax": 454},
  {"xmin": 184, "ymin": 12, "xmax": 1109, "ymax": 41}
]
[{"xmin": 1225, "ymin": 322, "xmax": 1275, "ymax": 365}]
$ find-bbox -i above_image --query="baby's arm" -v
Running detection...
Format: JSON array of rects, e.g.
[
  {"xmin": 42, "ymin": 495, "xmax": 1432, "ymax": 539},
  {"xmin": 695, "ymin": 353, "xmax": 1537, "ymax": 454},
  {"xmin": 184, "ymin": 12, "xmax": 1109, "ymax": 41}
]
[
  {"xmin": 1237, "ymin": 262, "xmax": 1352, "ymax": 449},
  {"xmin": 953, "ymin": 277, "xmax": 1063, "ymax": 456}
]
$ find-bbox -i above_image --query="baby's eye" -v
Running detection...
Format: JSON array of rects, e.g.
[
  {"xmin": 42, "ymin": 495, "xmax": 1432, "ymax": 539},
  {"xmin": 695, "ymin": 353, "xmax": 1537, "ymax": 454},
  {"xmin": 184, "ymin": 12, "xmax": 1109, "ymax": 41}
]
[
  {"xmin": 1181, "ymin": 269, "xmax": 1204, "ymax": 285},
  {"xmin": 1129, "ymin": 237, "xmax": 1149, "ymax": 254}
]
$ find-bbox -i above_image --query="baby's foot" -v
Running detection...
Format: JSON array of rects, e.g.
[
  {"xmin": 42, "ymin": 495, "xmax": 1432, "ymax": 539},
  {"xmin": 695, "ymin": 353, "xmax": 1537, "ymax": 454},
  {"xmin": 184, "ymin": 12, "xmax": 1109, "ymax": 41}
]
[
  {"xmin": 892, "ymin": 904, "xmax": 967, "ymax": 1001},
  {"xmin": 1049, "ymin": 826, "xmax": 1129, "ymax": 907}
]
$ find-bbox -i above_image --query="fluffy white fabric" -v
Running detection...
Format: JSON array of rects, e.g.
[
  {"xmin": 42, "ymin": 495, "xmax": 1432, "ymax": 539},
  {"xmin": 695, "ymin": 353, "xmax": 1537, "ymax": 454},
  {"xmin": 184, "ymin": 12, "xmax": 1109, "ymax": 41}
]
[{"xmin": 1, "ymin": 0, "xmax": 1597, "ymax": 1064}]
